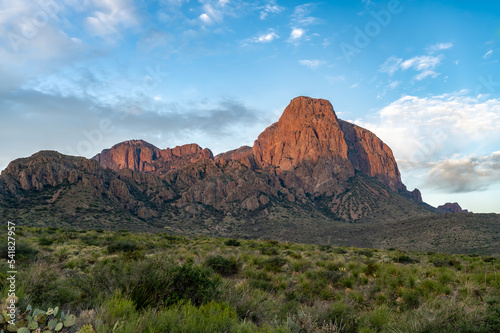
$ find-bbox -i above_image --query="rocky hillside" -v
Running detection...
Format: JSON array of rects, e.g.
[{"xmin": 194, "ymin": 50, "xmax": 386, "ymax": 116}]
[{"xmin": 1, "ymin": 96, "xmax": 444, "ymax": 242}]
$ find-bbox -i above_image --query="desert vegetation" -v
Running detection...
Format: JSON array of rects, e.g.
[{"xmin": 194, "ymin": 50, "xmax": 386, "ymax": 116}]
[{"xmin": 0, "ymin": 225, "xmax": 499, "ymax": 332}]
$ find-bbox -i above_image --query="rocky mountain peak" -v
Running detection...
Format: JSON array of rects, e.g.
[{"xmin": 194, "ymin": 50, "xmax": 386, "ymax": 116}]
[{"xmin": 253, "ymin": 96, "xmax": 351, "ymax": 171}]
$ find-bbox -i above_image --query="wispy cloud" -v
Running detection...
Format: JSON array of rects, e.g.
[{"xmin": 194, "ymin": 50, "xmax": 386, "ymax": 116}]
[
  {"xmin": 401, "ymin": 55, "xmax": 443, "ymax": 80},
  {"xmin": 259, "ymin": 1, "xmax": 285, "ymax": 20},
  {"xmin": 379, "ymin": 43, "xmax": 453, "ymax": 81},
  {"xmin": 483, "ymin": 49, "xmax": 494, "ymax": 59},
  {"xmin": 379, "ymin": 56, "xmax": 403, "ymax": 76},
  {"xmin": 85, "ymin": 0, "xmax": 139, "ymax": 37},
  {"xmin": 299, "ymin": 59, "xmax": 324, "ymax": 69},
  {"xmin": 427, "ymin": 42, "xmax": 453, "ymax": 53},
  {"xmin": 291, "ymin": 3, "xmax": 322, "ymax": 26}
]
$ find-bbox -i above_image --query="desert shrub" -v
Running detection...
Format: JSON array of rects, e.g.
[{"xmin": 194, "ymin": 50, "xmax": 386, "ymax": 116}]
[
  {"xmin": 113, "ymin": 300, "xmax": 257, "ymax": 333},
  {"xmin": 0, "ymin": 240, "xmax": 38, "ymax": 261},
  {"xmin": 355, "ymin": 248, "xmax": 374, "ymax": 258},
  {"xmin": 333, "ymin": 247, "xmax": 348, "ymax": 254},
  {"xmin": 431, "ymin": 256, "xmax": 460, "ymax": 267},
  {"xmin": 130, "ymin": 261, "xmax": 220, "ymax": 309},
  {"xmin": 74, "ymin": 257, "xmax": 220, "ymax": 309},
  {"xmin": 224, "ymin": 239, "xmax": 241, "ymax": 246},
  {"xmin": 80, "ymin": 235, "xmax": 101, "ymax": 246},
  {"xmin": 249, "ymin": 279, "xmax": 276, "ymax": 292},
  {"xmin": 483, "ymin": 296, "xmax": 500, "ymax": 331},
  {"xmin": 107, "ymin": 239, "xmax": 138, "ymax": 253},
  {"xmin": 326, "ymin": 301, "xmax": 359, "ymax": 332},
  {"xmin": 364, "ymin": 261, "xmax": 379, "ymax": 276},
  {"xmin": 205, "ymin": 255, "xmax": 240, "ymax": 276},
  {"xmin": 402, "ymin": 289, "xmax": 421, "ymax": 310},
  {"xmin": 292, "ymin": 259, "xmax": 312, "ymax": 272},
  {"xmin": 393, "ymin": 254, "xmax": 419, "ymax": 264},
  {"xmin": 97, "ymin": 290, "xmax": 136, "ymax": 329},
  {"xmin": 263, "ymin": 256, "xmax": 288, "ymax": 272},
  {"xmin": 17, "ymin": 261, "xmax": 78, "ymax": 308},
  {"xmin": 260, "ymin": 246, "xmax": 279, "ymax": 256},
  {"xmin": 319, "ymin": 244, "xmax": 332, "ymax": 252},
  {"xmin": 363, "ymin": 305, "xmax": 392, "ymax": 332},
  {"xmin": 38, "ymin": 237, "xmax": 54, "ymax": 246}
]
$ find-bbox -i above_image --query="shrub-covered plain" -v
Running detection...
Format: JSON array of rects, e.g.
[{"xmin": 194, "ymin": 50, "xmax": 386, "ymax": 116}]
[{"xmin": 0, "ymin": 226, "xmax": 499, "ymax": 332}]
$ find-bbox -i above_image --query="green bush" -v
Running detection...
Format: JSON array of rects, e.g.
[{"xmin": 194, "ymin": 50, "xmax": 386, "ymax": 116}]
[
  {"xmin": 38, "ymin": 237, "xmax": 54, "ymax": 246},
  {"xmin": 205, "ymin": 255, "xmax": 240, "ymax": 276},
  {"xmin": 107, "ymin": 239, "xmax": 138, "ymax": 253},
  {"xmin": 130, "ymin": 262, "xmax": 220, "ymax": 309},
  {"xmin": 263, "ymin": 256, "xmax": 288, "ymax": 272},
  {"xmin": 0, "ymin": 240, "xmax": 38, "ymax": 261},
  {"xmin": 224, "ymin": 239, "xmax": 241, "ymax": 247},
  {"xmin": 393, "ymin": 254, "xmax": 419, "ymax": 264}
]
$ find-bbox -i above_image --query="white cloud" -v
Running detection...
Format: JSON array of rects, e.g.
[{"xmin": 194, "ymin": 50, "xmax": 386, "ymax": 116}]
[
  {"xmin": 483, "ymin": 50, "xmax": 494, "ymax": 59},
  {"xmin": 379, "ymin": 56, "xmax": 403, "ymax": 76},
  {"xmin": 199, "ymin": 13, "xmax": 212, "ymax": 24},
  {"xmin": 380, "ymin": 54, "xmax": 444, "ymax": 81},
  {"xmin": 245, "ymin": 30, "xmax": 279, "ymax": 44},
  {"xmin": 427, "ymin": 42, "xmax": 453, "ymax": 53},
  {"xmin": 289, "ymin": 28, "xmax": 305, "ymax": 41},
  {"xmin": 401, "ymin": 55, "xmax": 443, "ymax": 71},
  {"xmin": 380, "ymin": 42, "xmax": 453, "ymax": 81},
  {"xmin": 299, "ymin": 59, "xmax": 324, "ymax": 69},
  {"xmin": 85, "ymin": 0, "xmax": 139, "ymax": 37},
  {"xmin": 291, "ymin": 3, "xmax": 321, "ymax": 26},
  {"xmin": 355, "ymin": 93, "xmax": 500, "ymax": 174},
  {"xmin": 389, "ymin": 81, "xmax": 399, "ymax": 89},
  {"xmin": 427, "ymin": 151, "xmax": 500, "ymax": 193},
  {"xmin": 260, "ymin": 1, "xmax": 285, "ymax": 20},
  {"xmin": 257, "ymin": 31, "xmax": 278, "ymax": 42}
]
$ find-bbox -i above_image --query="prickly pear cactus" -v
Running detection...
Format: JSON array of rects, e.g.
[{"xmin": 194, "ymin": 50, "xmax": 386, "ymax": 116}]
[{"xmin": 0, "ymin": 305, "xmax": 84, "ymax": 333}]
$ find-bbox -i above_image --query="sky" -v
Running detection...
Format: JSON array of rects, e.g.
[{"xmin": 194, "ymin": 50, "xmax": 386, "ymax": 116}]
[{"xmin": 0, "ymin": 0, "xmax": 499, "ymax": 213}]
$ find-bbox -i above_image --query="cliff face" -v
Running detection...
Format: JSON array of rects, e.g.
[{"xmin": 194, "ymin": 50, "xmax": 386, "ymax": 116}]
[
  {"xmin": 339, "ymin": 120, "xmax": 404, "ymax": 192},
  {"xmin": 93, "ymin": 140, "xmax": 213, "ymax": 175},
  {"xmin": 252, "ymin": 96, "xmax": 404, "ymax": 193}
]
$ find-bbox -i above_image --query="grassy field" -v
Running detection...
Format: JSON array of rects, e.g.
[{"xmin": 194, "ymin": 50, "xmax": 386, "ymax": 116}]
[{"xmin": 1, "ymin": 226, "xmax": 499, "ymax": 332}]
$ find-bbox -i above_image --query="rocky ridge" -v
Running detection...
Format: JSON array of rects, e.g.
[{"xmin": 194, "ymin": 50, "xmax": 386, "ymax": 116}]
[
  {"xmin": 438, "ymin": 202, "xmax": 469, "ymax": 214},
  {"xmin": 0, "ymin": 96, "xmax": 432, "ymax": 230}
]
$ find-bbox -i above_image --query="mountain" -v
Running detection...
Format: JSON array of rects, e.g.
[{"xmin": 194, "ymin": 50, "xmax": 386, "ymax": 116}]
[
  {"xmin": 3, "ymin": 96, "xmax": 495, "ymax": 253},
  {"xmin": 437, "ymin": 202, "xmax": 469, "ymax": 214}
]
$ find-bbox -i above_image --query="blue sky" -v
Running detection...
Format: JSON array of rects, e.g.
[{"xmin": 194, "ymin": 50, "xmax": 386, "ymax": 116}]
[{"xmin": 1, "ymin": 0, "xmax": 499, "ymax": 212}]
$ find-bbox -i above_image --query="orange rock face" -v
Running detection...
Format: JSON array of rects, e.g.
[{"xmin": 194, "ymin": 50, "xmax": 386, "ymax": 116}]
[
  {"xmin": 93, "ymin": 140, "xmax": 213, "ymax": 175},
  {"xmin": 253, "ymin": 97, "xmax": 351, "ymax": 170},
  {"xmin": 339, "ymin": 120, "xmax": 404, "ymax": 192},
  {"xmin": 252, "ymin": 96, "xmax": 404, "ymax": 192}
]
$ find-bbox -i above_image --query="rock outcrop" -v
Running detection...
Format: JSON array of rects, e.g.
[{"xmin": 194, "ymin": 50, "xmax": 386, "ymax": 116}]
[
  {"xmin": 438, "ymin": 202, "xmax": 469, "ymax": 214},
  {"xmin": 93, "ymin": 140, "xmax": 213, "ymax": 175}
]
